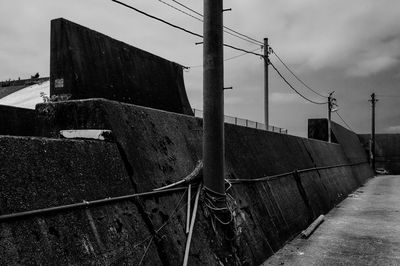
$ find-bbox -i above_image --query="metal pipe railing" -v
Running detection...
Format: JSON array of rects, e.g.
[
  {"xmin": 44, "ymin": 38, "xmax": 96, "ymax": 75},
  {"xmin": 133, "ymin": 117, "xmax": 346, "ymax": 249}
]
[
  {"xmin": 0, "ymin": 161, "xmax": 369, "ymax": 223},
  {"xmin": 193, "ymin": 108, "xmax": 288, "ymax": 134}
]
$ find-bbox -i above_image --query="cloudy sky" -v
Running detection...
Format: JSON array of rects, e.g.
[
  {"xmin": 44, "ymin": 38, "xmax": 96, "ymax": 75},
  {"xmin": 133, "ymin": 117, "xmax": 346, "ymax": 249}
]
[{"xmin": 1, "ymin": 0, "xmax": 400, "ymax": 136}]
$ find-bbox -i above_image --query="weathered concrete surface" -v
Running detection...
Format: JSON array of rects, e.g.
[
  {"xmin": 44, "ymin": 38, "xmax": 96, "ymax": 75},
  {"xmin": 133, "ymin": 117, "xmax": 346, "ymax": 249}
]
[
  {"xmin": 308, "ymin": 118, "xmax": 367, "ymax": 164},
  {"xmin": 0, "ymin": 105, "xmax": 36, "ymax": 136},
  {"xmin": 308, "ymin": 118, "xmax": 373, "ymax": 184},
  {"xmin": 262, "ymin": 175, "xmax": 400, "ymax": 266},
  {"xmin": 359, "ymin": 134, "xmax": 400, "ymax": 174},
  {"xmin": 308, "ymin": 119, "xmax": 337, "ymax": 143},
  {"xmin": 30, "ymin": 99, "xmax": 373, "ymax": 264},
  {"xmin": 50, "ymin": 18, "xmax": 193, "ymax": 115},
  {"xmin": 0, "ymin": 136, "xmax": 163, "ymax": 265}
]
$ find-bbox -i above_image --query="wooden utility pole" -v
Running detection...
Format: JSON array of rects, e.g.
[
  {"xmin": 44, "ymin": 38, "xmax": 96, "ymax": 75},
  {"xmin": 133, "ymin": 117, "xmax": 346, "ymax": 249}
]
[
  {"xmin": 327, "ymin": 92, "xmax": 335, "ymax": 143},
  {"xmin": 370, "ymin": 93, "xmax": 377, "ymax": 172},
  {"xmin": 203, "ymin": 0, "xmax": 225, "ymax": 195},
  {"xmin": 264, "ymin": 38, "xmax": 269, "ymax": 127}
]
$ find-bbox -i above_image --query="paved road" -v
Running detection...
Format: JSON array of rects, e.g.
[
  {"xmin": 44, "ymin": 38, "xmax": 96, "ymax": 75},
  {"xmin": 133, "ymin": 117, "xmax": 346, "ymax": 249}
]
[{"xmin": 262, "ymin": 175, "xmax": 400, "ymax": 266}]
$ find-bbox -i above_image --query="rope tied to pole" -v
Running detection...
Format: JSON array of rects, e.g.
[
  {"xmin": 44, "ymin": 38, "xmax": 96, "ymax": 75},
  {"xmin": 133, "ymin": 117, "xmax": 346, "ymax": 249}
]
[{"xmin": 202, "ymin": 184, "xmax": 235, "ymax": 239}]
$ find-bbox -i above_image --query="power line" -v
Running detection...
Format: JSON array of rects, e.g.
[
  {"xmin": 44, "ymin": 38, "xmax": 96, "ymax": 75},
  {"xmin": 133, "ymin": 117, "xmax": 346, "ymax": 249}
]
[
  {"xmin": 224, "ymin": 43, "xmax": 263, "ymax": 57},
  {"xmin": 111, "ymin": 0, "xmax": 263, "ymax": 58},
  {"xmin": 157, "ymin": 0, "xmax": 262, "ymax": 46},
  {"xmin": 335, "ymin": 111, "xmax": 353, "ymax": 131},
  {"xmin": 158, "ymin": 0, "xmax": 203, "ymax": 23},
  {"xmin": 188, "ymin": 46, "xmax": 263, "ymax": 69},
  {"xmin": 111, "ymin": 0, "xmax": 202, "ymax": 38},
  {"xmin": 171, "ymin": 0, "xmax": 203, "ymax": 17},
  {"xmin": 269, "ymin": 59, "xmax": 328, "ymax": 105},
  {"xmin": 168, "ymin": 0, "xmax": 263, "ymax": 46},
  {"xmin": 271, "ymin": 48, "xmax": 328, "ymax": 98},
  {"xmin": 224, "ymin": 47, "xmax": 262, "ymax": 62}
]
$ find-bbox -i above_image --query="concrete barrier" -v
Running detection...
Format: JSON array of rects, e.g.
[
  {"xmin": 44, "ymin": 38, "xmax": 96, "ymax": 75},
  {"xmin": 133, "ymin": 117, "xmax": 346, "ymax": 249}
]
[
  {"xmin": 359, "ymin": 133, "xmax": 400, "ymax": 174},
  {"xmin": 50, "ymin": 18, "xmax": 193, "ymax": 115},
  {"xmin": 0, "ymin": 100, "xmax": 374, "ymax": 265},
  {"xmin": 308, "ymin": 118, "xmax": 374, "ymax": 184}
]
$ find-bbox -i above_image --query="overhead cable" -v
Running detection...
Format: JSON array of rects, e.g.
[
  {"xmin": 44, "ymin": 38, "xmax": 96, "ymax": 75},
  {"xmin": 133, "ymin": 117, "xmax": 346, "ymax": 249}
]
[
  {"xmin": 224, "ymin": 47, "xmax": 263, "ymax": 62},
  {"xmin": 269, "ymin": 59, "xmax": 328, "ymax": 105},
  {"xmin": 224, "ymin": 43, "xmax": 264, "ymax": 57},
  {"xmin": 271, "ymin": 49, "xmax": 328, "ymax": 98},
  {"xmin": 188, "ymin": 46, "xmax": 263, "ymax": 69},
  {"xmin": 111, "ymin": 0, "xmax": 203, "ymax": 38},
  {"xmin": 167, "ymin": 0, "xmax": 263, "ymax": 46},
  {"xmin": 335, "ymin": 111, "xmax": 353, "ymax": 131},
  {"xmin": 112, "ymin": 0, "xmax": 263, "ymax": 58},
  {"xmin": 157, "ymin": 0, "xmax": 262, "ymax": 46},
  {"xmin": 158, "ymin": 0, "xmax": 203, "ymax": 22}
]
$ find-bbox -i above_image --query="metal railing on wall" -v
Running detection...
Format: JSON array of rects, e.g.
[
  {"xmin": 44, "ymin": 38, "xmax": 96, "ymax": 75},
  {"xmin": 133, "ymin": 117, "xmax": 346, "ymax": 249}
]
[
  {"xmin": 192, "ymin": 108, "xmax": 288, "ymax": 134},
  {"xmin": 0, "ymin": 161, "xmax": 369, "ymax": 223}
]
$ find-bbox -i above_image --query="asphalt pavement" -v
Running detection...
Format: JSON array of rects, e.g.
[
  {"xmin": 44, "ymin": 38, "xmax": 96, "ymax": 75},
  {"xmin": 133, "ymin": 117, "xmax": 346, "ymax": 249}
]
[{"xmin": 262, "ymin": 175, "xmax": 400, "ymax": 266}]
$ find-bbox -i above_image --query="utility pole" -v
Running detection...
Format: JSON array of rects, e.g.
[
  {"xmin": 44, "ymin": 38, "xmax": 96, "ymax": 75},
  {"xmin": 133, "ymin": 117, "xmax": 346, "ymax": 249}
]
[
  {"xmin": 264, "ymin": 38, "xmax": 269, "ymax": 127},
  {"xmin": 327, "ymin": 92, "xmax": 335, "ymax": 143},
  {"xmin": 370, "ymin": 93, "xmax": 377, "ymax": 172},
  {"xmin": 203, "ymin": 0, "xmax": 225, "ymax": 195}
]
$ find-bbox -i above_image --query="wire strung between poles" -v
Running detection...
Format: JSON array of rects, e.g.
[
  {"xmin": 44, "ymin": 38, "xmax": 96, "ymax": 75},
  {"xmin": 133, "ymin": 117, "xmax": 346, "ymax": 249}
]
[
  {"xmin": 335, "ymin": 111, "xmax": 354, "ymax": 131},
  {"xmin": 270, "ymin": 48, "xmax": 328, "ymax": 98},
  {"xmin": 187, "ymin": 46, "xmax": 263, "ymax": 69},
  {"xmin": 268, "ymin": 59, "xmax": 328, "ymax": 105},
  {"xmin": 157, "ymin": 0, "xmax": 262, "ymax": 46},
  {"xmin": 168, "ymin": 0, "xmax": 263, "ymax": 46},
  {"xmin": 111, "ymin": 0, "xmax": 263, "ymax": 57}
]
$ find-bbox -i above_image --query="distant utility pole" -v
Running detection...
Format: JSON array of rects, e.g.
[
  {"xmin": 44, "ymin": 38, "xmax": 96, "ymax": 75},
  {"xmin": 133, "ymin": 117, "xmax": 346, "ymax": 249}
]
[
  {"xmin": 203, "ymin": 0, "xmax": 225, "ymax": 195},
  {"xmin": 327, "ymin": 91, "xmax": 335, "ymax": 143},
  {"xmin": 370, "ymin": 93, "xmax": 378, "ymax": 172},
  {"xmin": 264, "ymin": 38, "xmax": 269, "ymax": 127}
]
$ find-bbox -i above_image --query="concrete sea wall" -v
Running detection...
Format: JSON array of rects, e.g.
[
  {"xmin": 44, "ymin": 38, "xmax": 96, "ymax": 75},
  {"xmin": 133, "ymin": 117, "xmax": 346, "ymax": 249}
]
[
  {"xmin": 0, "ymin": 136, "xmax": 161, "ymax": 265},
  {"xmin": 358, "ymin": 133, "xmax": 400, "ymax": 174},
  {"xmin": 50, "ymin": 18, "xmax": 193, "ymax": 115},
  {"xmin": 0, "ymin": 99, "xmax": 374, "ymax": 265}
]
